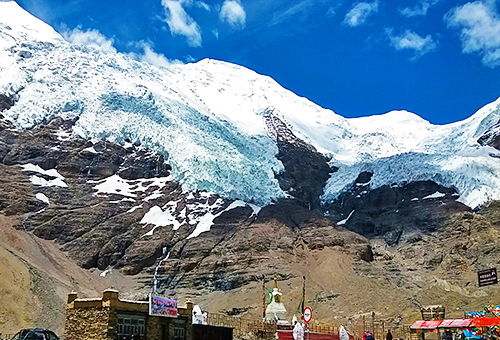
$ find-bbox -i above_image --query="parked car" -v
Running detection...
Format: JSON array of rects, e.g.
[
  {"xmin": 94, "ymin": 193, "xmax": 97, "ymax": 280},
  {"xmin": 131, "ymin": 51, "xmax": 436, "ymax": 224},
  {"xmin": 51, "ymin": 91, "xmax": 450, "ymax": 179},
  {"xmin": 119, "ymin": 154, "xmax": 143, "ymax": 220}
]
[{"xmin": 10, "ymin": 328, "xmax": 60, "ymax": 340}]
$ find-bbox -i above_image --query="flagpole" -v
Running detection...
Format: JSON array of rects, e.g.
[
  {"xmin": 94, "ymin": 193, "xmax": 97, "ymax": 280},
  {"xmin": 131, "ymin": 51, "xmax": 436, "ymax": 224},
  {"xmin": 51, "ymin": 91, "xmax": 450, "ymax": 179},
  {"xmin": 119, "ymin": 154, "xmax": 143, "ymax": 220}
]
[
  {"xmin": 301, "ymin": 276, "xmax": 306, "ymax": 317},
  {"xmin": 262, "ymin": 275, "xmax": 266, "ymax": 321}
]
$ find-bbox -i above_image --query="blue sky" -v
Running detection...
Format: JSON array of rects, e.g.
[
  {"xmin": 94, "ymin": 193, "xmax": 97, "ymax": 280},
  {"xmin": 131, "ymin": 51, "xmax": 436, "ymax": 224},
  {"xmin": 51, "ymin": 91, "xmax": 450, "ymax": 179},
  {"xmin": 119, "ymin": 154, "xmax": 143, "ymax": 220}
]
[{"xmin": 16, "ymin": 0, "xmax": 500, "ymax": 124}]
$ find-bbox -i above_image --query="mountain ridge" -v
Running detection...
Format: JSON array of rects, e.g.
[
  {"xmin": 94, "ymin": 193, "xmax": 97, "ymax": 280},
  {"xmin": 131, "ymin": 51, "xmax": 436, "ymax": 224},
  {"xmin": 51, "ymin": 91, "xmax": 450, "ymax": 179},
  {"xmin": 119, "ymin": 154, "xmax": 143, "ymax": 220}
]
[{"xmin": 1, "ymin": 1, "xmax": 499, "ymax": 210}]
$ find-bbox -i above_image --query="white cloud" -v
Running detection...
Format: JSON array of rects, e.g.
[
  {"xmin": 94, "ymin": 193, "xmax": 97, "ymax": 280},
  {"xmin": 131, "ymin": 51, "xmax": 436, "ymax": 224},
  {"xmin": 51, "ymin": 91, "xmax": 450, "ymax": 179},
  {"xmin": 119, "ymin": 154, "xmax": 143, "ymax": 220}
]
[
  {"xmin": 141, "ymin": 44, "xmax": 173, "ymax": 67},
  {"xmin": 344, "ymin": 1, "xmax": 379, "ymax": 27},
  {"xmin": 219, "ymin": 0, "xmax": 246, "ymax": 28},
  {"xmin": 195, "ymin": 1, "xmax": 210, "ymax": 11},
  {"xmin": 387, "ymin": 29, "xmax": 437, "ymax": 58},
  {"xmin": 327, "ymin": 4, "xmax": 341, "ymax": 17},
  {"xmin": 128, "ymin": 41, "xmax": 182, "ymax": 68},
  {"xmin": 446, "ymin": 0, "xmax": 500, "ymax": 67},
  {"xmin": 61, "ymin": 27, "xmax": 116, "ymax": 53},
  {"xmin": 400, "ymin": 0, "xmax": 439, "ymax": 17},
  {"xmin": 161, "ymin": 0, "xmax": 202, "ymax": 47},
  {"xmin": 270, "ymin": 0, "xmax": 315, "ymax": 26}
]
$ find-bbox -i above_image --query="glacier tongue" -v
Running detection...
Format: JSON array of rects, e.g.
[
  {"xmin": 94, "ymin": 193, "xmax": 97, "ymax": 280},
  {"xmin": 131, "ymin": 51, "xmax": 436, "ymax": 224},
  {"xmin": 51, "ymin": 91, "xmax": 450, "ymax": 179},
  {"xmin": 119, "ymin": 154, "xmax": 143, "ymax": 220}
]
[{"xmin": 0, "ymin": 1, "xmax": 499, "ymax": 208}]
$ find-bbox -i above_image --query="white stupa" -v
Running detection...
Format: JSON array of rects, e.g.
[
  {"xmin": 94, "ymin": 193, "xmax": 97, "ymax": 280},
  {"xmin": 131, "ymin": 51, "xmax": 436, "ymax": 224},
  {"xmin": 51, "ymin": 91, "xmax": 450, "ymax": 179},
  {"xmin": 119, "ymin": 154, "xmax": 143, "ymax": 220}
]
[{"xmin": 265, "ymin": 274, "xmax": 288, "ymax": 323}]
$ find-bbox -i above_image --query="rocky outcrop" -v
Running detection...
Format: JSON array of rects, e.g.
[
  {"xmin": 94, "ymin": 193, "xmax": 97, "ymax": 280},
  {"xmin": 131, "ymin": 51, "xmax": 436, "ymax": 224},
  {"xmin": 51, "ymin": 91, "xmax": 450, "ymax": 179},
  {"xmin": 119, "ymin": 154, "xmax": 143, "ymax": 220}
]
[
  {"xmin": 0, "ymin": 118, "xmax": 228, "ymax": 274},
  {"xmin": 154, "ymin": 200, "xmax": 371, "ymax": 293},
  {"xmin": 263, "ymin": 110, "xmax": 334, "ymax": 210},
  {"xmin": 0, "ymin": 93, "xmax": 16, "ymax": 112},
  {"xmin": 478, "ymin": 119, "xmax": 500, "ymax": 151},
  {"xmin": 325, "ymin": 175, "xmax": 469, "ymax": 245}
]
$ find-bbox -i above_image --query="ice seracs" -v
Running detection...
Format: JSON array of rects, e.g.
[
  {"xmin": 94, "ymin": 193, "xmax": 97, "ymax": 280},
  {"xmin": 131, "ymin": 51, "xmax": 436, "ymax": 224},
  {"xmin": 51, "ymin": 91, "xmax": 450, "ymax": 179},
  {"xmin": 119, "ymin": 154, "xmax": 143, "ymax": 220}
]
[{"xmin": 1, "ymin": 1, "xmax": 499, "ymax": 209}]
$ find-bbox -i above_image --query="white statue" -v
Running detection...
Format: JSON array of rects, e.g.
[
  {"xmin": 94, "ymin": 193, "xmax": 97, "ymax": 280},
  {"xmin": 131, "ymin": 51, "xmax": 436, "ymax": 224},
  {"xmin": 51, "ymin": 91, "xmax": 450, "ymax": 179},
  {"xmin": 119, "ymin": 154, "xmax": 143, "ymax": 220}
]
[{"xmin": 192, "ymin": 305, "xmax": 203, "ymax": 324}]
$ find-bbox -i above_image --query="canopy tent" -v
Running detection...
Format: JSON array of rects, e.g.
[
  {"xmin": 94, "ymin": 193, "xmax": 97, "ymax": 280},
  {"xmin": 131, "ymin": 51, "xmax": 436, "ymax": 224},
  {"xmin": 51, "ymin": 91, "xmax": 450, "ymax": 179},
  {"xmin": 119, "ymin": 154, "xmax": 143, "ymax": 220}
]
[
  {"xmin": 469, "ymin": 317, "xmax": 500, "ymax": 327},
  {"xmin": 438, "ymin": 319, "xmax": 472, "ymax": 328},
  {"xmin": 411, "ymin": 318, "xmax": 500, "ymax": 330},
  {"xmin": 410, "ymin": 320, "xmax": 443, "ymax": 330}
]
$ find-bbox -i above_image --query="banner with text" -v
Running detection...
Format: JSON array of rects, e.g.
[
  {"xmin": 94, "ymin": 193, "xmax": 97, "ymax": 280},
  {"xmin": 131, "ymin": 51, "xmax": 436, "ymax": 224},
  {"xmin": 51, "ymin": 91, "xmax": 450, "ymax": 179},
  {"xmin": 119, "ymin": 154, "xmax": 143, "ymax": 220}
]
[{"xmin": 149, "ymin": 294, "xmax": 178, "ymax": 317}]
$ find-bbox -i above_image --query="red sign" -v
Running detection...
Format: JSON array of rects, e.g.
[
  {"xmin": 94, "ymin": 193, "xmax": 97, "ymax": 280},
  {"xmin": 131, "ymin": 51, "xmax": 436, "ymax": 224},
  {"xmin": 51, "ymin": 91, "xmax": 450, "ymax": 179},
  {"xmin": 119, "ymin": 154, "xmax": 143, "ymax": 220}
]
[{"xmin": 303, "ymin": 306, "xmax": 313, "ymax": 323}]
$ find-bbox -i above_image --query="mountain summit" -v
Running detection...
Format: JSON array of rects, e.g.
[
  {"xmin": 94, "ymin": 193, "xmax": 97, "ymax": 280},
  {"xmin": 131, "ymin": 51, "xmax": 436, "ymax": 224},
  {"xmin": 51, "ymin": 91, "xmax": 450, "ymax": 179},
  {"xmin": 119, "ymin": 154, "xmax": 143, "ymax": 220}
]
[{"xmin": 1, "ymin": 1, "xmax": 499, "ymax": 208}]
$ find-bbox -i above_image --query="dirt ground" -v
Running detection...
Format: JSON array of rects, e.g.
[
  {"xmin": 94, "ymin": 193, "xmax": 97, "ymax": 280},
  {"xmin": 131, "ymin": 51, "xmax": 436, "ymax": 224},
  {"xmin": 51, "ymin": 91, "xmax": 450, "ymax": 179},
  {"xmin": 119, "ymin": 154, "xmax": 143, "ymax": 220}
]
[{"xmin": 0, "ymin": 215, "xmax": 137, "ymax": 335}]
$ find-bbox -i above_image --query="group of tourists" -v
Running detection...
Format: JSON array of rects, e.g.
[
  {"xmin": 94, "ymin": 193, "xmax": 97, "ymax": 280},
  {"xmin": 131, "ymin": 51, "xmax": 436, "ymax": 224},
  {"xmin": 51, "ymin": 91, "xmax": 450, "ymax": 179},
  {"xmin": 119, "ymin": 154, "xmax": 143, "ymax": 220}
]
[{"xmin": 362, "ymin": 329, "xmax": 395, "ymax": 340}]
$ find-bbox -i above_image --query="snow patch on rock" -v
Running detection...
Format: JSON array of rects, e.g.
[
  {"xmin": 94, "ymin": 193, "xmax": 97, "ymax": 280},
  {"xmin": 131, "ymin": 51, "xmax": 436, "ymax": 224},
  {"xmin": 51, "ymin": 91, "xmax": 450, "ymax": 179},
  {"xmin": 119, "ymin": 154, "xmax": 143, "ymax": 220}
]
[
  {"xmin": 423, "ymin": 191, "xmax": 446, "ymax": 200},
  {"xmin": 35, "ymin": 192, "xmax": 49, "ymax": 204},
  {"xmin": 337, "ymin": 210, "xmax": 354, "ymax": 226}
]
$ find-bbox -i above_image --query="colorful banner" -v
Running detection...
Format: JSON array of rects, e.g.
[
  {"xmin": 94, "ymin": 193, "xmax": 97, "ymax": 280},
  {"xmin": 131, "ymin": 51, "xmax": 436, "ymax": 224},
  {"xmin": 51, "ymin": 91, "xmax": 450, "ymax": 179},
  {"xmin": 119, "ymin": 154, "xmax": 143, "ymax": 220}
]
[
  {"xmin": 465, "ymin": 305, "xmax": 500, "ymax": 318},
  {"xmin": 149, "ymin": 294, "xmax": 178, "ymax": 317}
]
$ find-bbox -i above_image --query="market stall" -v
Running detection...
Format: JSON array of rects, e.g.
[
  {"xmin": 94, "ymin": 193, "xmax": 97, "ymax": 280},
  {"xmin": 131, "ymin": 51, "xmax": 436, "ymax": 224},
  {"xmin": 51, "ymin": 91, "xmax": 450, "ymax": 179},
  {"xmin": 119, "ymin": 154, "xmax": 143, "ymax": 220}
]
[
  {"xmin": 466, "ymin": 317, "xmax": 500, "ymax": 339},
  {"xmin": 410, "ymin": 317, "xmax": 500, "ymax": 340}
]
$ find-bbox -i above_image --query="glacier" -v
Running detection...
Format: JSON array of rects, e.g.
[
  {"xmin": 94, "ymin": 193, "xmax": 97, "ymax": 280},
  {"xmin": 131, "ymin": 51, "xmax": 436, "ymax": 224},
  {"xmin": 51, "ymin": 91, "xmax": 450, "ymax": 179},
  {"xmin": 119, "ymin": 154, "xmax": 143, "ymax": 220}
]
[{"xmin": 0, "ymin": 1, "xmax": 499, "ymax": 208}]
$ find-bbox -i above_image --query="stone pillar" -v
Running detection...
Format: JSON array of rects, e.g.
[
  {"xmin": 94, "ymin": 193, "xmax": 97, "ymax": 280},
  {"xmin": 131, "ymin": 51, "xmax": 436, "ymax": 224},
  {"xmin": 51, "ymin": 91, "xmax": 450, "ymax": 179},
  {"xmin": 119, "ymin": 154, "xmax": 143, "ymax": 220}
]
[
  {"xmin": 68, "ymin": 292, "xmax": 78, "ymax": 304},
  {"xmin": 185, "ymin": 298, "xmax": 194, "ymax": 340},
  {"xmin": 102, "ymin": 289, "xmax": 119, "ymax": 307}
]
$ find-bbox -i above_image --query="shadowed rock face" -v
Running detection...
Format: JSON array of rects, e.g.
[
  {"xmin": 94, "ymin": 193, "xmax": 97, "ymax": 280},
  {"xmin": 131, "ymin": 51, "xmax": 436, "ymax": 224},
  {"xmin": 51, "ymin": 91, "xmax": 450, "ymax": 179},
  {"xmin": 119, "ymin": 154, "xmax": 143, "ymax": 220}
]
[
  {"xmin": 0, "ymin": 93, "xmax": 16, "ymax": 112},
  {"xmin": 0, "ymin": 118, "xmax": 222, "ymax": 274},
  {"xmin": 263, "ymin": 110, "xmax": 335, "ymax": 210},
  {"xmin": 324, "ymin": 173, "xmax": 469, "ymax": 245},
  {"xmin": 478, "ymin": 119, "xmax": 500, "ymax": 151}
]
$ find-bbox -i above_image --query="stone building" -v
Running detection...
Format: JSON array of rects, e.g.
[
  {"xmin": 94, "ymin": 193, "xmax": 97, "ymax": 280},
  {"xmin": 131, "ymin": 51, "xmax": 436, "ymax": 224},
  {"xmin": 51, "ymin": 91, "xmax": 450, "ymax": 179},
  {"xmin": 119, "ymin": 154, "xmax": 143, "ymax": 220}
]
[{"xmin": 64, "ymin": 289, "xmax": 193, "ymax": 340}]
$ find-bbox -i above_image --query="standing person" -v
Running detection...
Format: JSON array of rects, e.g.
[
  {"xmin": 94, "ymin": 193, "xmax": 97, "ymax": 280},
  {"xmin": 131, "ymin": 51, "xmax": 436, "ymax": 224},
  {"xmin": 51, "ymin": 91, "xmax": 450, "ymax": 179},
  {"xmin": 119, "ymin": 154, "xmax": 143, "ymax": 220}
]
[
  {"xmin": 339, "ymin": 326, "xmax": 349, "ymax": 340},
  {"xmin": 293, "ymin": 320, "xmax": 304, "ymax": 340},
  {"xmin": 363, "ymin": 331, "xmax": 368, "ymax": 340},
  {"xmin": 386, "ymin": 330, "xmax": 393, "ymax": 340},
  {"xmin": 367, "ymin": 331, "xmax": 375, "ymax": 340}
]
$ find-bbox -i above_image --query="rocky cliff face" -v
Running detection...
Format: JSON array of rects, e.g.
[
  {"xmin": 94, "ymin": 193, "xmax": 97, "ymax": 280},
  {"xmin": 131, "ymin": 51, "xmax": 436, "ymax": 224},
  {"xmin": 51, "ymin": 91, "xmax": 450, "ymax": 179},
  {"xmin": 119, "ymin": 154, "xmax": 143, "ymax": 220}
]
[
  {"xmin": 263, "ymin": 109, "xmax": 335, "ymax": 210},
  {"xmin": 0, "ymin": 115, "xmax": 369, "ymax": 284},
  {"xmin": 1, "ymin": 114, "xmax": 498, "ymax": 328},
  {"xmin": 478, "ymin": 119, "xmax": 500, "ymax": 151}
]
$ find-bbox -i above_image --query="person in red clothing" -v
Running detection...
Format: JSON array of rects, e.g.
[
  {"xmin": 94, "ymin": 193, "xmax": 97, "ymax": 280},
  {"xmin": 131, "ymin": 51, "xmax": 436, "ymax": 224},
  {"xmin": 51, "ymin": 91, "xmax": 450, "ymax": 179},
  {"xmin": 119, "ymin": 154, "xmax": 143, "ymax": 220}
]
[{"xmin": 363, "ymin": 331, "xmax": 368, "ymax": 340}]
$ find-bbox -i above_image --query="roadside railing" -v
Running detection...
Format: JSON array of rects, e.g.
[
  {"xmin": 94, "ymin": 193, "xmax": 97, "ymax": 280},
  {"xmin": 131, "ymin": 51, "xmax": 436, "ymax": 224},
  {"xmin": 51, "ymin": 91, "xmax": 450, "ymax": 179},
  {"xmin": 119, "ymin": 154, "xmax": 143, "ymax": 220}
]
[{"xmin": 207, "ymin": 312, "xmax": 278, "ymax": 338}]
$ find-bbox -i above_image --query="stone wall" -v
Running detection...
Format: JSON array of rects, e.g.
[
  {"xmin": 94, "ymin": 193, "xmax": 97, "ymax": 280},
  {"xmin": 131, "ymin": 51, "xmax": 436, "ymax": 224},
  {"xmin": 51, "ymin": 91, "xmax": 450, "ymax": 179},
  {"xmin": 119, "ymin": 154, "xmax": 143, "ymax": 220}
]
[
  {"xmin": 65, "ymin": 306, "xmax": 114, "ymax": 340},
  {"xmin": 64, "ymin": 290, "xmax": 193, "ymax": 340}
]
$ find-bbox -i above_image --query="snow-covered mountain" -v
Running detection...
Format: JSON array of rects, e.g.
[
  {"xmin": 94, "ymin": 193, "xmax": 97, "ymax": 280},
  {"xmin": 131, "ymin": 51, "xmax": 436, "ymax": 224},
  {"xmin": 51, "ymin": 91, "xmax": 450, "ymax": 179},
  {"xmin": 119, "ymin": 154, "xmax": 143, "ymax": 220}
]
[
  {"xmin": 1, "ymin": 0, "xmax": 499, "ymax": 208},
  {"xmin": 1, "ymin": 2, "xmax": 500, "ymax": 327}
]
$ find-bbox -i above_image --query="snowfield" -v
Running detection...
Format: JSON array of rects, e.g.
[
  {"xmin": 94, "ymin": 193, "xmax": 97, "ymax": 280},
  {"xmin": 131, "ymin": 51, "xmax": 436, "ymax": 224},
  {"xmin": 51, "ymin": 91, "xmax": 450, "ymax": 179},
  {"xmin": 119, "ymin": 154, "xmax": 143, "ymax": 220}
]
[{"xmin": 1, "ymin": 1, "xmax": 499, "ymax": 208}]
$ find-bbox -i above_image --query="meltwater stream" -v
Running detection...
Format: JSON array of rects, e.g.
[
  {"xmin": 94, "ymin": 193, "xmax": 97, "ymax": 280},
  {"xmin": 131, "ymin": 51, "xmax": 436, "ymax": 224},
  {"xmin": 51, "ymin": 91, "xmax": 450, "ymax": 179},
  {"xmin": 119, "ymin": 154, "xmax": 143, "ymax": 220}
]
[{"xmin": 152, "ymin": 247, "xmax": 170, "ymax": 293}]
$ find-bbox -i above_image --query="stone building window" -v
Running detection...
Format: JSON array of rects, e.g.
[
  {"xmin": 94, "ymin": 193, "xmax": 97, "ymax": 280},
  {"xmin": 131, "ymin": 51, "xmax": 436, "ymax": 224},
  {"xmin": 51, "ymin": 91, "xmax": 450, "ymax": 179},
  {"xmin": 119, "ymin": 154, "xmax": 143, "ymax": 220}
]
[
  {"xmin": 173, "ymin": 327, "xmax": 185, "ymax": 340},
  {"xmin": 117, "ymin": 314, "xmax": 146, "ymax": 340}
]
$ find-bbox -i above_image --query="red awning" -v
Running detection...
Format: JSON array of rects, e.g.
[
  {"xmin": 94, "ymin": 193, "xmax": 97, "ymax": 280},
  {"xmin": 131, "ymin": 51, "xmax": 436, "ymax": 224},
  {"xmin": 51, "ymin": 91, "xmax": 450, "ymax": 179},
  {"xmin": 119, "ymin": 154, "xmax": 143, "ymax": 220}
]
[
  {"xmin": 410, "ymin": 320, "xmax": 443, "ymax": 330},
  {"xmin": 438, "ymin": 319, "xmax": 472, "ymax": 328},
  {"xmin": 470, "ymin": 317, "xmax": 500, "ymax": 327}
]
